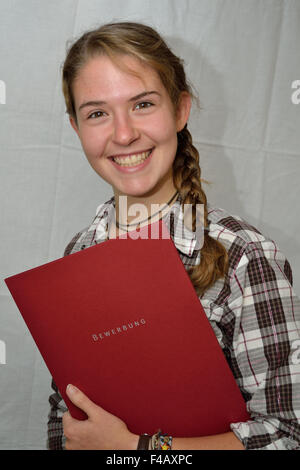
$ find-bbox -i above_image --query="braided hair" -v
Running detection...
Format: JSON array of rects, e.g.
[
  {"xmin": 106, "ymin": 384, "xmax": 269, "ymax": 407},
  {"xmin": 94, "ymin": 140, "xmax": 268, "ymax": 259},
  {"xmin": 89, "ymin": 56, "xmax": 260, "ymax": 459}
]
[{"xmin": 174, "ymin": 125, "xmax": 228, "ymax": 296}]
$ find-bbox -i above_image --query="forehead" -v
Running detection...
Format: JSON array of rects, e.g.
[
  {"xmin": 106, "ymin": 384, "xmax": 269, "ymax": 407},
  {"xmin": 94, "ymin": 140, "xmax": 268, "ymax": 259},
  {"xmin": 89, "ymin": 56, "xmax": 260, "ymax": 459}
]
[{"xmin": 72, "ymin": 54, "xmax": 165, "ymax": 103}]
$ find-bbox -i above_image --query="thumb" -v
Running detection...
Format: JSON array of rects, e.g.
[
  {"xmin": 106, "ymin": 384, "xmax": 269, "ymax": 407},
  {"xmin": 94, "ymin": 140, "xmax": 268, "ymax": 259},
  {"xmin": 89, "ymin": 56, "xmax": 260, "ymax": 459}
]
[{"xmin": 66, "ymin": 384, "xmax": 98, "ymax": 418}]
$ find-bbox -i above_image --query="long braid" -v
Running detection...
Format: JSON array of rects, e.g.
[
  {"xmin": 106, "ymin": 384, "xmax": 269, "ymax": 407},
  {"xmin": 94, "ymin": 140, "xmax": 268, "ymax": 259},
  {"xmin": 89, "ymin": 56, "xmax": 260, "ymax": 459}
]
[{"xmin": 173, "ymin": 126, "xmax": 229, "ymax": 297}]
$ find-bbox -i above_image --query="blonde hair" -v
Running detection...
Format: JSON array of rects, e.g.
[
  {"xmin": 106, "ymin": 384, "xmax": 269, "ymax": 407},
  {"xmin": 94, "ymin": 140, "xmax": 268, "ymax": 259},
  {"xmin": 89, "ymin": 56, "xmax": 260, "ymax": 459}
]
[{"xmin": 62, "ymin": 21, "xmax": 228, "ymax": 297}]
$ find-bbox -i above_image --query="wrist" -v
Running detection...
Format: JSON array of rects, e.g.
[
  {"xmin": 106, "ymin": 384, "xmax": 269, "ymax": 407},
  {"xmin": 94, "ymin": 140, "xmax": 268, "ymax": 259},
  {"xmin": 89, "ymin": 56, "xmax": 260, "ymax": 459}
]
[{"xmin": 127, "ymin": 432, "xmax": 140, "ymax": 450}]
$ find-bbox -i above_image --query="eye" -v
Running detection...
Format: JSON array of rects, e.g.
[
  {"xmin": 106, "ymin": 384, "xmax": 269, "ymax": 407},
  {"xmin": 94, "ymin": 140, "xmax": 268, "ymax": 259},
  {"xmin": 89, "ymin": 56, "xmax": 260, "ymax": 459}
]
[
  {"xmin": 87, "ymin": 110, "xmax": 107, "ymax": 119},
  {"xmin": 135, "ymin": 101, "xmax": 154, "ymax": 110}
]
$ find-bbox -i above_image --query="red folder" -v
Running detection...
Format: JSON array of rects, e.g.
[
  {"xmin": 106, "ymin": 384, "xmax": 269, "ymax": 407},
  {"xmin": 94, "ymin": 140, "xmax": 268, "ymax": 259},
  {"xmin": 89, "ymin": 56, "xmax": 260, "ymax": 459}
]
[{"xmin": 4, "ymin": 221, "xmax": 250, "ymax": 437}]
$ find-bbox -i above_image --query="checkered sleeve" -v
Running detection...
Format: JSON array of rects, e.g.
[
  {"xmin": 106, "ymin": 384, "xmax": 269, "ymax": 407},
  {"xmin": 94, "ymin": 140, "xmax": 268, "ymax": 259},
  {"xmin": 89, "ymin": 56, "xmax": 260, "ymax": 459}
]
[
  {"xmin": 227, "ymin": 239, "xmax": 300, "ymax": 449},
  {"xmin": 47, "ymin": 379, "xmax": 67, "ymax": 450}
]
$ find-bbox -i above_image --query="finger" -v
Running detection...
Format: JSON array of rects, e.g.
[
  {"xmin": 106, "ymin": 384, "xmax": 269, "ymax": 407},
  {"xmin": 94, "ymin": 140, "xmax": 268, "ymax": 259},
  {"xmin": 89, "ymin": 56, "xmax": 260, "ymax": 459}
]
[{"xmin": 66, "ymin": 384, "xmax": 99, "ymax": 418}]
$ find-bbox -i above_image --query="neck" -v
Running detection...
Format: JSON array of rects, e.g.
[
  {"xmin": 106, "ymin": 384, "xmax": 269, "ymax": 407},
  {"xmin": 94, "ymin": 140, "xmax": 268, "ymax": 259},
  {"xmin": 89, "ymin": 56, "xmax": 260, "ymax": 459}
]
[{"xmin": 114, "ymin": 185, "xmax": 178, "ymax": 227}]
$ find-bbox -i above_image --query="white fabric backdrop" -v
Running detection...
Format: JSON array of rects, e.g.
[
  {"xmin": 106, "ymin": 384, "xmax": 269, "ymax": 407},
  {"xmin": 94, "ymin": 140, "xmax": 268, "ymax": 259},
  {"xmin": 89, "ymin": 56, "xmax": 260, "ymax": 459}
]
[{"xmin": 0, "ymin": 0, "xmax": 299, "ymax": 450}]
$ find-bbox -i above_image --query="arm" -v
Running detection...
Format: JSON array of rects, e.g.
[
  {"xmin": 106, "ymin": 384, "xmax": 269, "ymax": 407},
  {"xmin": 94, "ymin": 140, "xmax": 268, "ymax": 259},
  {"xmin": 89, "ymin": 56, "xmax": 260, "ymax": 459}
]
[
  {"xmin": 218, "ymin": 239, "xmax": 300, "ymax": 450},
  {"xmin": 172, "ymin": 433, "xmax": 244, "ymax": 450},
  {"xmin": 63, "ymin": 385, "xmax": 244, "ymax": 450}
]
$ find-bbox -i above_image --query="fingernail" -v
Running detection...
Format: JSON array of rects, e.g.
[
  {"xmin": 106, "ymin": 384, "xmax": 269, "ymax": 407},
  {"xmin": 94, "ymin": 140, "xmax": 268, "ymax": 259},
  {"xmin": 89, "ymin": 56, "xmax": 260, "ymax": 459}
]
[{"xmin": 67, "ymin": 384, "xmax": 77, "ymax": 394}]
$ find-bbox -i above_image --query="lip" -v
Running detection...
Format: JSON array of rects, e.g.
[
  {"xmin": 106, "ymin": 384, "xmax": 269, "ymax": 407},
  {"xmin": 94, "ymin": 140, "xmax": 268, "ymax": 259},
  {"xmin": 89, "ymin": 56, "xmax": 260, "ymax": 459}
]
[{"xmin": 109, "ymin": 148, "xmax": 154, "ymax": 173}]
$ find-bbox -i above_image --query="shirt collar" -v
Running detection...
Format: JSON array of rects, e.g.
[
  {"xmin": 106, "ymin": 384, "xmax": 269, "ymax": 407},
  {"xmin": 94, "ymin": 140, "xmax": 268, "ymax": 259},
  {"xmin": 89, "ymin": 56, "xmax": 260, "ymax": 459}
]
[
  {"xmin": 93, "ymin": 195, "xmax": 202, "ymax": 258},
  {"xmin": 162, "ymin": 197, "xmax": 201, "ymax": 257}
]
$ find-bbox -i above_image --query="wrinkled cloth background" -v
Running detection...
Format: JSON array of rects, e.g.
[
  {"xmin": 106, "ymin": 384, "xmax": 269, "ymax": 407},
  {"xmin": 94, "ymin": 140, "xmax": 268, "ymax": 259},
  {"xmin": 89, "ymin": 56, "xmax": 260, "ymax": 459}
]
[{"xmin": 0, "ymin": 0, "xmax": 299, "ymax": 450}]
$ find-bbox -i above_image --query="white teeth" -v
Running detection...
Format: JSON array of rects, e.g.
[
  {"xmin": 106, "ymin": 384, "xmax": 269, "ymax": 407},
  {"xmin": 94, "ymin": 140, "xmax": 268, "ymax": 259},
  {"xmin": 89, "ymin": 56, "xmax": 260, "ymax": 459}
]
[{"xmin": 113, "ymin": 150, "xmax": 151, "ymax": 167}]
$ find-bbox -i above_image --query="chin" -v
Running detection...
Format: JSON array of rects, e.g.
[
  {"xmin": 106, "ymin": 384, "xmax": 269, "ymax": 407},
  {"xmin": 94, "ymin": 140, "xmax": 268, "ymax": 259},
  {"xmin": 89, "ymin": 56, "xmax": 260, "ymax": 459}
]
[
  {"xmin": 121, "ymin": 189, "xmax": 153, "ymax": 199},
  {"xmin": 116, "ymin": 182, "xmax": 158, "ymax": 199}
]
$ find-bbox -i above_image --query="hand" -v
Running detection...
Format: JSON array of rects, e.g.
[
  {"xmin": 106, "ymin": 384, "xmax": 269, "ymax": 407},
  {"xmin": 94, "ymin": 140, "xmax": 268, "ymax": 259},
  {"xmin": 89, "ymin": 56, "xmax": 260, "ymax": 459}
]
[{"xmin": 63, "ymin": 384, "xmax": 139, "ymax": 450}]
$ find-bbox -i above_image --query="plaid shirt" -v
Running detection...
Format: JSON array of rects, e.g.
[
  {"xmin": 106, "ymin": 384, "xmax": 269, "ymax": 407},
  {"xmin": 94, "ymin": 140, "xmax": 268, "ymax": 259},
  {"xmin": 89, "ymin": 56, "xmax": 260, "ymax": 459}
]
[{"xmin": 47, "ymin": 196, "xmax": 300, "ymax": 450}]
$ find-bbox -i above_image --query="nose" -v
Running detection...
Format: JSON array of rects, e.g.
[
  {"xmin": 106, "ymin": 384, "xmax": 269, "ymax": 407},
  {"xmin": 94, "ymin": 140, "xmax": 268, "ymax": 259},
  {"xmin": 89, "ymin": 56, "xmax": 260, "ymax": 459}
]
[{"xmin": 112, "ymin": 114, "xmax": 139, "ymax": 146}]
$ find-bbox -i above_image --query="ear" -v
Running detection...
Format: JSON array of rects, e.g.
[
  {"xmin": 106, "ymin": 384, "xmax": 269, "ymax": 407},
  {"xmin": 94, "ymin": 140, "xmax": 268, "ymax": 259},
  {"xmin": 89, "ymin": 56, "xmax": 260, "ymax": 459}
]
[
  {"xmin": 69, "ymin": 115, "xmax": 80, "ymax": 137},
  {"xmin": 176, "ymin": 92, "xmax": 192, "ymax": 132}
]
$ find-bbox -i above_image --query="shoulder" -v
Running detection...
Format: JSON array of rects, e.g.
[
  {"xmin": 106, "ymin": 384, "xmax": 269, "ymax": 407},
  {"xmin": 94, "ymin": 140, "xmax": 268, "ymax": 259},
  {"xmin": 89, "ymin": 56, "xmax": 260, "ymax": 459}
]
[
  {"xmin": 63, "ymin": 196, "xmax": 115, "ymax": 256},
  {"xmin": 201, "ymin": 206, "xmax": 296, "ymax": 342},
  {"xmin": 206, "ymin": 203, "xmax": 293, "ymax": 285},
  {"xmin": 207, "ymin": 204, "xmax": 266, "ymax": 246}
]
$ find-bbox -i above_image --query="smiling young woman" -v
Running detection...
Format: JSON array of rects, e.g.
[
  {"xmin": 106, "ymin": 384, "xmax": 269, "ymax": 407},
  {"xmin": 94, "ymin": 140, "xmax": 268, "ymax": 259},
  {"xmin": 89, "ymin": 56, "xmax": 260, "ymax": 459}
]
[{"xmin": 47, "ymin": 21, "xmax": 300, "ymax": 451}]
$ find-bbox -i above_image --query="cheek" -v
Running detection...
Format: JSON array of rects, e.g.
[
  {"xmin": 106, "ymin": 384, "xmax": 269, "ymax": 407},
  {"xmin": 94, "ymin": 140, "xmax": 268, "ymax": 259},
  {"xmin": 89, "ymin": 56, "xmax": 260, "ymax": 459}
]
[
  {"xmin": 147, "ymin": 114, "xmax": 178, "ymax": 146},
  {"xmin": 157, "ymin": 118, "xmax": 178, "ymax": 154},
  {"xmin": 80, "ymin": 128, "xmax": 106, "ymax": 160}
]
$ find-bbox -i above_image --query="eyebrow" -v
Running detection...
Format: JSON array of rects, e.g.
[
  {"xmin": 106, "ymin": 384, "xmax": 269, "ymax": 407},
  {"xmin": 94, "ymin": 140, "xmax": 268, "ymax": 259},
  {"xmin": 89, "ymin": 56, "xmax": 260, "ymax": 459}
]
[{"xmin": 78, "ymin": 91, "xmax": 161, "ymax": 112}]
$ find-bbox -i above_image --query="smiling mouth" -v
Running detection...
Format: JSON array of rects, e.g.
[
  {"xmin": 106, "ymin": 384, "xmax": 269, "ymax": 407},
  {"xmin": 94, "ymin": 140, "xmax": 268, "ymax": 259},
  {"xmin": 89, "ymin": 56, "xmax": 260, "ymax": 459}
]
[{"xmin": 111, "ymin": 149, "xmax": 153, "ymax": 167}]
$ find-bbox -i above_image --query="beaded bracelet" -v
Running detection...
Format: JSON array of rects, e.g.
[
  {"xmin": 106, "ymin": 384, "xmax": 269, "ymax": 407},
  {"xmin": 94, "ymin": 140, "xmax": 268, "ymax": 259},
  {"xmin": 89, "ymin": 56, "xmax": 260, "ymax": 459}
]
[{"xmin": 151, "ymin": 429, "xmax": 173, "ymax": 450}]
